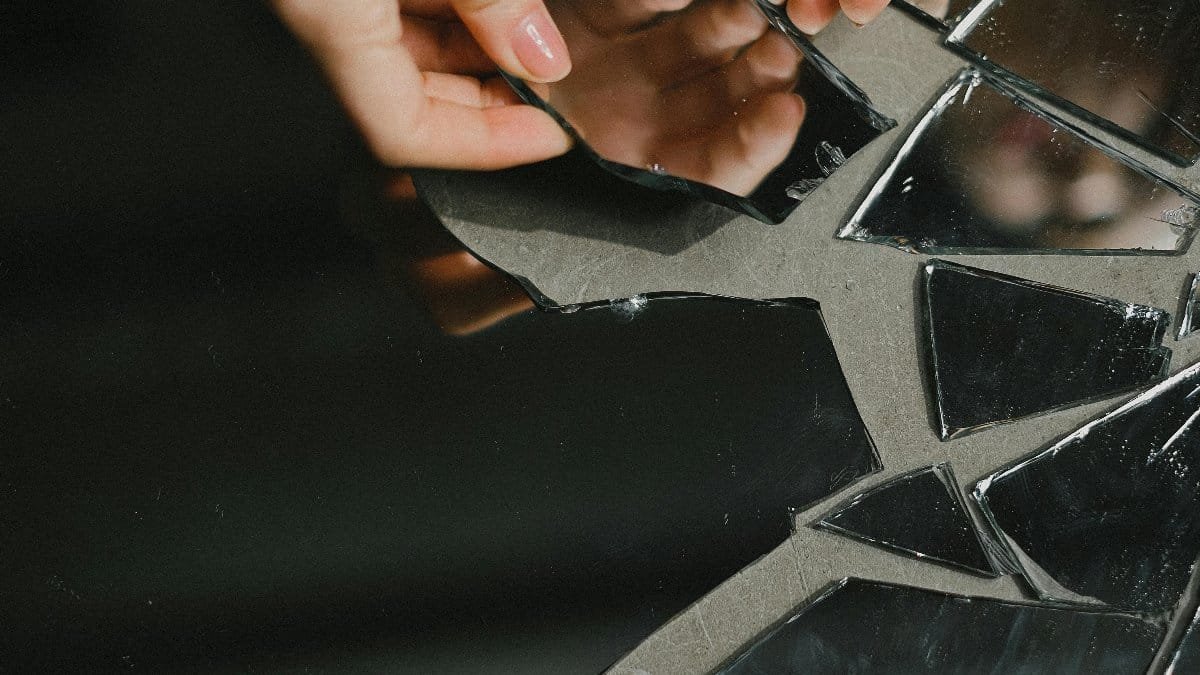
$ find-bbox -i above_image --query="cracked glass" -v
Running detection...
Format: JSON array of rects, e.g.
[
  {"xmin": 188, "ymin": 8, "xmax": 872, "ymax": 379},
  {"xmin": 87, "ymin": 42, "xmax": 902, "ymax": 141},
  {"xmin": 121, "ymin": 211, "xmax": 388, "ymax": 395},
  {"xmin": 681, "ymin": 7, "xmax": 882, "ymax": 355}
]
[
  {"xmin": 975, "ymin": 359, "xmax": 1200, "ymax": 613},
  {"xmin": 948, "ymin": 0, "xmax": 1200, "ymax": 165},
  {"xmin": 504, "ymin": 0, "xmax": 895, "ymax": 224},
  {"xmin": 923, "ymin": 260, "xmax": 1171, "ymax": 440},
  {"xmin": 3, "ymin": 180, "xmax": 883, "ymax": 672},
  {"xmin": 815, "ymin": 463, "xmax": 998, "ymax": 576},
  {"xmin": 718, "ymin": 578, "xmax": 1164, "ymax": 674},
  {"xmin": 840, "ymin": 69, "xmax": 1200, "ymax": 254}
]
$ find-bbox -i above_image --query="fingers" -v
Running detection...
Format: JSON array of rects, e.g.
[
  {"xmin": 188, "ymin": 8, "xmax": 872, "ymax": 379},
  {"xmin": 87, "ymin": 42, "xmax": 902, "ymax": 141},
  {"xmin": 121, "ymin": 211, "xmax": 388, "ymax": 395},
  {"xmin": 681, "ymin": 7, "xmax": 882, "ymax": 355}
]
[
  {"xmin": 655, "ymin": 92, "xmax": 806, "ymax": 196},
  {"xmin": 786, "ymin": 0, "xmax": 839, "ymax": 34},
  {"xmin": 401, "ymin": 15, "xmax": 496, "ymax": 74},
  {"xmin": 561, "ymin": 0, "xmax": 696, "ymax": 37},
  {"xmin": 448, "ymin": 0, "xmax": 572, "ymax": 82}
]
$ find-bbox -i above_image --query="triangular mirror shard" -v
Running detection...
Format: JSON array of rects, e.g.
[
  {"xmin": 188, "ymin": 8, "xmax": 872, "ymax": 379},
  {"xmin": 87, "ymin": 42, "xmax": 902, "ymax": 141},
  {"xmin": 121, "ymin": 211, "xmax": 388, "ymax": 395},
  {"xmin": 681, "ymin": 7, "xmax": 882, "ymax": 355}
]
[
  {"xmin": 1179, "ymin": 273, "xmax": 1200, "ymax": 340},
  {"xmin": 975, "ymin": 359, "xmax": 1200, "ymax": 613},
  {"xmin": 717, "ymin": 578, "xmax": 1164, "ymax": 674},
  {"xmin": 923, "ymin": 260, "xmax": 1172, "ymax": 440},
  {"xmin": 816, "ymin": 463, "xmax": 997, "ymax": 576},
  {"xmin": 838, "ymin": 69, "xmax": 1200, "ymax": 255}
]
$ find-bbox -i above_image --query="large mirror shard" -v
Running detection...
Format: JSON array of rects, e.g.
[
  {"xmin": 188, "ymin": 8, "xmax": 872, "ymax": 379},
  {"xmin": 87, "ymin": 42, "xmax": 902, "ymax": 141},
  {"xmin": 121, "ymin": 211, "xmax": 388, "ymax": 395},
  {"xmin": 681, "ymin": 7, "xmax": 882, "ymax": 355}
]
[
  {"xmin": 815, "ymin": 463, "xmax": 998, "ymax": 576},
  {"xmin": 923, "ymin": 260, "xmax": 1171, "ymax": 440},
  {"xmin": 504, "ymin": 0, "xmax": 896, "ymax": 224},
  {"xmin": 840, "ymin": 69, "xmax": 1200, "ymax": 254},
  {"xmin": 1168, "ymin": 604, "xmax": 1200, "ymax": 674},
  {"xmin": 974, "ymin": 359, "xmax": 1200, "ymax": 613},
  {"xmin": 948, "ymin": 0, "xmax": 1200, "ymax": 166},
  {"xmin": 717, "ymin": 578, "xmax": 1164, "ymax": 674},
  {"xmin": 4, "ymin": 185, "xmax": 884, "ymax": 672}
]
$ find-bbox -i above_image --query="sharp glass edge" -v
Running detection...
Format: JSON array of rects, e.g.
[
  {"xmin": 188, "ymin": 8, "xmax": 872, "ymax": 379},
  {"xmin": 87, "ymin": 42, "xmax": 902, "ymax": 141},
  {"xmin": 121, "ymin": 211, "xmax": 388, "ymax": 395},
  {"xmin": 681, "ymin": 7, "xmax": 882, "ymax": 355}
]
[
  {"xmin": 839, "ymin": 67, "xmax": 1200, "ymax": 255},
  {"xmin": 922, "ymin": 259, "xmax": 1173, "ymax": 441},
  {"xmin": 944, "ymin": 0, "xmax": 1200, "ymax": 168},
  {"xmin": 813, "ymin": 462, "xmax": 999, "ymax": 577},
  {"xmin": 502, "ymin": 1, "xmax": 897, "ymax": 225},
  {"xmin": 1179, "ymin": 273, "xmax": 1200, "ymax": 340},
  {"xmin": 970, "ymin": 359, "xmax": 1200, "ymax": 616},
  {"xmin": 890, "ymin": 1, "xmax": 951, "ymax": 32}
]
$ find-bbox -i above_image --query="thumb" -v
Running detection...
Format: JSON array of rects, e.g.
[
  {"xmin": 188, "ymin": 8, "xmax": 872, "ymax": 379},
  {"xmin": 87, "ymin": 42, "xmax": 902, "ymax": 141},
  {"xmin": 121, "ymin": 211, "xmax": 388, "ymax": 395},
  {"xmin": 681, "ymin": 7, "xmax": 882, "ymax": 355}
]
[{"xmin": 449, "ymin": 0, "xmax": 572, "ymax": 82}]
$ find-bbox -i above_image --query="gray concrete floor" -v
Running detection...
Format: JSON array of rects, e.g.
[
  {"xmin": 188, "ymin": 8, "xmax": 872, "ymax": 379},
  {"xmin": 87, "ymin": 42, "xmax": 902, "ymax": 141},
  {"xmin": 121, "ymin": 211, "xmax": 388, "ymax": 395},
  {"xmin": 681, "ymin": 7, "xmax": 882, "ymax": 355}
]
[{"xmin": 417, "ymin": 9, "xmax": 1200, "ymax": 673}]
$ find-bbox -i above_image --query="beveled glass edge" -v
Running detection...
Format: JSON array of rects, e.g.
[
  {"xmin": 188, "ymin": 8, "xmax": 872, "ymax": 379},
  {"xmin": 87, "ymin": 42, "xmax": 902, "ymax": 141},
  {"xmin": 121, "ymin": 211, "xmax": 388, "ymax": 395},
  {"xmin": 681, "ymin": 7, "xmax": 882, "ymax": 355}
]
[
  {"xmin": 838, "ymin": 67, "xmax": 1200, "ymax": 255},
  {"xmin": 921, "ymin": 259, "xmax": 1173, "ymax": 441},
  {"xmin": 813, "ymin": 462, "xmax": 1000, "ymax": 577},
  {"xmin": 1178, "ymin": 273, "xmax": 1200, "ymax": 340},
  {"xmin": 946, "ymin": 0, "xmax": 1200, "ymax": 167}
]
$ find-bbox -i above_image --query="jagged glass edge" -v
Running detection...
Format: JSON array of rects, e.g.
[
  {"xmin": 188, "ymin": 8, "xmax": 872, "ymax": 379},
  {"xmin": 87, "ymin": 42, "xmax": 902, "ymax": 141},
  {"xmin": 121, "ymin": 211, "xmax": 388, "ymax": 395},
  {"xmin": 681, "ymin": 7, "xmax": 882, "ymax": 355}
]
[
  {"xmin": 922, "ymin": 259, "xmax": 1173, "ymax": 441},
  {"xmin": 891, "ymin": 0, "xmax": 973, "ymax": 32},
  {"xmin": 838, "ymin": 67, "xmax": 1200, "ymax": 255},
  {"xmin": 1179, "ymin": 273, "xmax": 1200, "ymax": 340},
  {"xmin": 715, "ymin": 577, "xmax": 1167, "ymax": 673},
  {"xmin": 501, "ymin": 0, "xmax": 896, "ymax": 225},
  {"xmin": 971, "ymin": 359, "xmax": 1200, "ymax": 612},
  {"xmin": 813, "ymin": 462, "xmax": 1000, "ymax": 577},
  {"xmin": 946, "ymin": 0, "xmax": 1200, "ymax": 167}
]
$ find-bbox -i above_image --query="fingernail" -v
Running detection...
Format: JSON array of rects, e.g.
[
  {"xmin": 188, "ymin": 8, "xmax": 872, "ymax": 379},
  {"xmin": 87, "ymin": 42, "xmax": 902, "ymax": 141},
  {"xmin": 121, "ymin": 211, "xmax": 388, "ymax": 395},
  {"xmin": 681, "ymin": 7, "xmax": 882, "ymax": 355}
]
[{"xmin": 513, "ymin": 12, "xmax": 571, "ymax": 82}]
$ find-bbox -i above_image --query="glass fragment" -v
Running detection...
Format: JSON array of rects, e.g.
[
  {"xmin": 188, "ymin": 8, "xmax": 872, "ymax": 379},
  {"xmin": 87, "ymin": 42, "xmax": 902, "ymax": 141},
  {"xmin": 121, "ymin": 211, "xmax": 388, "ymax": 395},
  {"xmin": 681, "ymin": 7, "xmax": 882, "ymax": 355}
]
[
  {"xmin": 949, "ymin": 0, "xmax": 1200, "ymax": 165},
  {"xmin": 839, "ymin": 69, "xmax": 1200, "ymax": 254},
  {"xmin": 1167, "ymin": 604, "xmax": 1200, "ymax": 674},
  {"xmin": 975, "ymin": 359, "xmax": 1200, "ymax": 612},
  {"xmin": 3, "ymin": 187, "xmax": 882, "ymax": 672},
  {"xmin": 503, "ymin": 0, "xmax": 895, "ymax": 224},
  {"xmin": 1179, "ymin": 273, "xmax": 1200, "ymax": 340},
  {"xmin": 815, "ymin": 463, "xmax": 998, "ymax": 576},
  {"xmin": 718, "ymin": 578, "xmax": 1164, "ymax": 674},
  {"xmin": 923, "ymin": 259, "xmax": 1171, "ymax": 440}
]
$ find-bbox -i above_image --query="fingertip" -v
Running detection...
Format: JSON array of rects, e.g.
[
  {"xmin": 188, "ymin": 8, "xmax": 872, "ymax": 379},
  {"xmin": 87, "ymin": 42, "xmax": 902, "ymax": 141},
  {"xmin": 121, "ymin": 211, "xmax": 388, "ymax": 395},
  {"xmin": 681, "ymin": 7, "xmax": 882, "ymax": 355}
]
[
  {"xmin": 787, "ymin": 0, "xmax": 839, "ymax": 35},
  {"xmin": 841, "ymin": 0, "xmax": 890, "ymax": 27},
  {"xmin": 511, "ymin": 9, "xmax": 572, "ymax": 82}
]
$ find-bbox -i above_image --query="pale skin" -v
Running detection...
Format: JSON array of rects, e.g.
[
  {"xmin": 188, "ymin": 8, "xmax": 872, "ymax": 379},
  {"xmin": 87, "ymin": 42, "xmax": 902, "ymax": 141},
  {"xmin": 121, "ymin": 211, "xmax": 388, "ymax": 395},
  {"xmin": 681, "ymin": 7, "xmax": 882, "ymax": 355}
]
[{"xmin": 271, "ymin": 0, "xmax": 890, "ymax": 172}]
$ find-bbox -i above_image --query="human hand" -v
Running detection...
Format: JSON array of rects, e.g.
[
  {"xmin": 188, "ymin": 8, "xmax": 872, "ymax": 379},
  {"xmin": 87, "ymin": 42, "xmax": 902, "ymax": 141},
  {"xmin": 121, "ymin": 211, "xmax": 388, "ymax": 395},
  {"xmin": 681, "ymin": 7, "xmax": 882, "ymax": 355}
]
[
  {"xmin": 272, "ymin": 0, "xmax": 575, "ymax": 170},
  {"xmin": 779, "ymin": 0, "xmax": 890, "ymax": 34},
  {"xmin": 536, "ymin": 0, "xmax": 807, "ymax": 196}
]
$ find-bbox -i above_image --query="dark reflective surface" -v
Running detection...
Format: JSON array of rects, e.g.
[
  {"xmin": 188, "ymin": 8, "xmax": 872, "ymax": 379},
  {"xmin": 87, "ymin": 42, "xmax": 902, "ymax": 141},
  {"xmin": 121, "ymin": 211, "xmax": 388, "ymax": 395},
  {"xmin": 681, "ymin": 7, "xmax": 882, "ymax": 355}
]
[
  {"xmin": 949, "ymin": 0, "xmax": 1200, "ymax": 165},
  {"xmin": 1168, "ymin": 605, "xmax": 1200, "ymax": 674},
  {"xmin": 506, "ymin": 0, "xmax": 895, "ymax": 223},
  {"xmin": 1179, "ymin": 273, "xmax": 1200, "ymax": 340},
  {"xmin": 840, "ymin": 69, "xmax": 1200, "ymax": 254},
  {"xmin": 2, "ymin": 175, "xmax": 883, "ymax": 672},
  {"xmin": 815, "ymin": 463, "xmax": 997, "ymax": 576},
  {"xmin": 923, "ymin": 260, "xmax": 1171, "ymax": 440},
  {"xmin": 975, "ymin": 359, "xmax": 1200, "ymax": 612},
  {"xmin": 718, "ymin": 578, "xmax": 1164, "ymax": 674}
]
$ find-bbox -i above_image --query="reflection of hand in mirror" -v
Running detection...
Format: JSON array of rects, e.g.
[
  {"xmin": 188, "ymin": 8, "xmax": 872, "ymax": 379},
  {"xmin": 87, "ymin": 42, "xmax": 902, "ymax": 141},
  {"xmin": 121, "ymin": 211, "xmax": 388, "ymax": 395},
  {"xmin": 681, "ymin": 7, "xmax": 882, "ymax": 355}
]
[{"xmin": 534, "ymin": 0, "xmax": 889, "ymax": 196}]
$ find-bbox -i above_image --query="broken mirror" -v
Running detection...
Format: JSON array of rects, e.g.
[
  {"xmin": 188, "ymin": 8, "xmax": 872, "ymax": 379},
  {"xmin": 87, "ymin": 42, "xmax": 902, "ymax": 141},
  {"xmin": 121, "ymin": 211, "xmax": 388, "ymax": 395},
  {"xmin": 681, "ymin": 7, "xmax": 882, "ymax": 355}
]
[
  {"xmin": 975, "ymin": 359, "xmax": 1200, "ymax": 613},
  {"xmin": 815, "ymin": 463, "xmax": 998, "ymax": 576},
  {"xmin": 840, "ymin": 69, "xmax": 1200, "ymax": 254},
  {"xmin": 923, "ymin": 260, "xmax": 1171, "ymax": 440},
  {"xmin": 893, "ymin": 0, "xmax": 972, "ymax": 31},
  {"xmin": 717, "ymin": 578, "xmax": 1164, "ymax": 674},
  {"xmin": 503, "ymin": 0, "xmax": 896, "ymax": 223},
  {"xmin": 4, "ymin": 180, "xmax": 882, "ymax": 672},
  {"xmin": 948, "ymin": 0, "xmax": 1200, "ymax": 165},
  {"xmin": 1179, "ymin": 273, "xmax": 1200, "ymax": 340}
]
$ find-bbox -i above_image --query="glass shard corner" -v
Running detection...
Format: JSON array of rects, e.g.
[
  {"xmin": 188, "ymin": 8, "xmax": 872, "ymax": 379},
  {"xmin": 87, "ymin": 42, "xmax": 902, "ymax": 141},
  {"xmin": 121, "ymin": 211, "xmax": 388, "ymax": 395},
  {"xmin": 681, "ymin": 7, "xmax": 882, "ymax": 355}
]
[
  {"xmin": 503, "ymin": 0, "xmax": 895, "ymax": 224},
  {"xmin": 893, "ymin": 0, "xmax": 973, "ymax": 31},
  {"xmin": 1179, "ymin": 273, "xmax": 1200, "ymax": 340},
  {"xmin": 974, "ymin": 359, "xmax": 1200, "ymax": 613},
  {"xmin": 815, "ymin": 463, "xmax": 998, "ymax": 576},
  {"xmin": 838, "ymin": 69, "xmax": 1200, "ymax": 255},
  {"xmin": 717, "ymin": 578, "xmax": 1164, "ymax": 674},
  {"xmin": 948, "ymin": 0, "xmax": 1200, "ymax": 166},
  {"xmin": 923, "ymin": 260, "xmax": 1171, "ymax": 440}
]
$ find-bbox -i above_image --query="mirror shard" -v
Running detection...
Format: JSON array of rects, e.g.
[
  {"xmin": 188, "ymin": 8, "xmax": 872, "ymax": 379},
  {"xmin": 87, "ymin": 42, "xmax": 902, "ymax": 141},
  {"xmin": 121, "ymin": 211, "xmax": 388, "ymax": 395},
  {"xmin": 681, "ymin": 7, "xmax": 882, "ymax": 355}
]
[
  {"xmin": 923, "ymin": 260, "xmax": 1171, "ymax": 440},
  {"xmin": 815, "ymin": 463, "xmax": 997, "ymax": 576},
  {"xmin": 974, "ymin": 359, "xmax": 1200, "ymax": 613},
  {"xmin": 504, "ymin": 0, "xmax": 895, "ymax": 224},
  {"xmin": 717, "ymin": 578, "xmax": 1164, "ymax": 674},
  {"xmin": 840, "ymin": 69, "xmax": 1200, "ymax": 254},
  {"xmin": 1179, "ymin": 273, "xmax": 1200, "ymax": 340}
]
